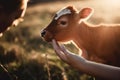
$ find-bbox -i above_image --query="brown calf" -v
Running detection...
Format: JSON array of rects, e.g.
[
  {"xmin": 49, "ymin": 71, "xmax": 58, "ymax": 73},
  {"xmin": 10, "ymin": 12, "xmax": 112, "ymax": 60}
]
[
  {"xmin": 41, "ymin": 6, "xmax": 120, "ymax": 67},
  {"xmin": 0, "ymin": 0, "xmax": 28, "ymax": 34}
]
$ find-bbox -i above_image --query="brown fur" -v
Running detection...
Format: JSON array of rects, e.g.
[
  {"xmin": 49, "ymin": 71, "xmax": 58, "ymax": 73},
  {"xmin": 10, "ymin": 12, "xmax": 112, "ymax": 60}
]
[
  {"xmin": 41, "ymin": 6, "xmax": 120, "ymax": 67},
  {"xmin": 0, "ymin": 0, "xmax": 28, "ymax": 33}
]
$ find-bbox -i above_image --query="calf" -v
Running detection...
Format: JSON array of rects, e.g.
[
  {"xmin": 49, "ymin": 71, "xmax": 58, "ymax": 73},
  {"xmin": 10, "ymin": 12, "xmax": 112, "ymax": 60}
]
[
  {"xmin": 0, "ymin": 0, "xmax": 28, "ymax": 34},
  {"xmin": 41, "ymin": 6, "xmax": 120, "ymax": 67}
]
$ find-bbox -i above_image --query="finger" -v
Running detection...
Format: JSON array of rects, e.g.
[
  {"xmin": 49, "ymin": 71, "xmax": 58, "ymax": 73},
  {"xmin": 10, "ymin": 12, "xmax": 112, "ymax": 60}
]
[
  {"xmin": 60, "ymin": 44, "xmax": 72, "ymax": 55},
  {"xmin": 52, "ymin": 39, "xmax": 60, "ymax": 48},
  {"xmin": 52, "ymin": 39, "xmax": 65, "ymax": 58},
  {"xmin": 52, "ymin": 39, "xmax": 68, "ymax": 62},
  {"xmin": 52, "ymin": 39, "xmax": 60, "ymax": 51},
  {"xmin": 60, "ymin": 45, "xmax": 68, "ymax": 53},
  {"xmin": 55, "ymin": 50, "xmax": 68, "ymax": 62},
  {"xmin": 59, "ymin": 44, "xmax": 79, "ymax": 61},
  {"xmin": 52, "ymin": 40, "xmax": 69, "ymax": 58},
  {"xmin": 52, "ymin": 40, "xmax": 67, "ymax": 56}
]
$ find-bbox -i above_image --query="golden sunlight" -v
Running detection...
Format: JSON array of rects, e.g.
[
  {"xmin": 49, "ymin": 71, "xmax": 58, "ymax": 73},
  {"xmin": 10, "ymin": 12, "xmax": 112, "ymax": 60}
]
[
  {"xmin": 103, "ymin": 0, "xmax": 120, "ymax": 6},
  {"xmin": 95, "ymin": 0, "xmax": 120, "ymax": 23}
]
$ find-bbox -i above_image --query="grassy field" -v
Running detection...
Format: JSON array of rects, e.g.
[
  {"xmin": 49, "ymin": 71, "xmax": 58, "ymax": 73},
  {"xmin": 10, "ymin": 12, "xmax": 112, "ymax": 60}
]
[{"xmin": 0, "ymin": 0, "xmax": 120, "ymax": 80}]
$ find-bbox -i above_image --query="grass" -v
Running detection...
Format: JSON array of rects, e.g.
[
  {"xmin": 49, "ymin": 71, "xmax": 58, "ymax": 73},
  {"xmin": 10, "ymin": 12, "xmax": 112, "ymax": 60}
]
[{"xmin": 0, "ymin": 0, "xmax": 120, "ymax": 80}]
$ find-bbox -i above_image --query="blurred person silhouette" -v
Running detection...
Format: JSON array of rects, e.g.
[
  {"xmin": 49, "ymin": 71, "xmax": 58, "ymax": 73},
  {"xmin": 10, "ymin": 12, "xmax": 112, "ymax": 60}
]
[
  {"xmin": 0, "ymin": 0, "xmax": 28, "ymax": 80},
  {"xmin": 0, "ymin": 0, "xmax": 28, "ymax": 35}
]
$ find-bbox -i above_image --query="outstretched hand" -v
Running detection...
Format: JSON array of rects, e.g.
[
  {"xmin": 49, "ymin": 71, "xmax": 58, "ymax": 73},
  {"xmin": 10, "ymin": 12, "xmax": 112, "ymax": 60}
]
[{"xmin": 51, "ymin": 39, "xmax": 86, "ymax": 67}]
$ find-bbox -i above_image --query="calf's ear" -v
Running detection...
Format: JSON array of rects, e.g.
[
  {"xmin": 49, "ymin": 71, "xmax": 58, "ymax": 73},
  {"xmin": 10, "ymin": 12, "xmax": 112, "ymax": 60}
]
[{"xmin": 79, "ymin": 7, "xmax": 94, "ymax": 20}]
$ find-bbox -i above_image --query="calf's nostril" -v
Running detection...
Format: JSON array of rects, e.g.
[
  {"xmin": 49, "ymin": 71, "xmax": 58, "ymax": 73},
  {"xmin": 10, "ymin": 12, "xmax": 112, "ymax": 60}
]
[{"xmin": 41, "ymin": 30, "xmax": 46, "ymax": 37}]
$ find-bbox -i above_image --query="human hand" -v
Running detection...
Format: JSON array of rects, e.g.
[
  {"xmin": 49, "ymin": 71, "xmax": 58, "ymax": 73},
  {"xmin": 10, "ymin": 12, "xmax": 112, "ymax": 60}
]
[{"xmin": 51, "ymin": 39, "xmax": 86, "ymax": 66}]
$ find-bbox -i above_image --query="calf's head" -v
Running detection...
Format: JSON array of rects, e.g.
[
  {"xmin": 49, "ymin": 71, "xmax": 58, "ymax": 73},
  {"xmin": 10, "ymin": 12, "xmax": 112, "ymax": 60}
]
[{"xmin": 41, "ymin": 6, "xmax": 93, "ymax": 42}]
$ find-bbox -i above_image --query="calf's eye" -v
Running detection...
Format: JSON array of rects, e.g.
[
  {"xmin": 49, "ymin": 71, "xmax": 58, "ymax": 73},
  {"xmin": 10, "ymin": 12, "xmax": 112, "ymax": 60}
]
[{"xmin": 60, "ymin": 21, "xmax": 67, "ymax": 25}]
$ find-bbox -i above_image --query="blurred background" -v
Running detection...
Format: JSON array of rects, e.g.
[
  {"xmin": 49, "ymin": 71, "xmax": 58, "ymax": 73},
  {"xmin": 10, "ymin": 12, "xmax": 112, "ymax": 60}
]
[{"xmin": 0, "ymin": 0, "xmax": 120, "ymax": 80}]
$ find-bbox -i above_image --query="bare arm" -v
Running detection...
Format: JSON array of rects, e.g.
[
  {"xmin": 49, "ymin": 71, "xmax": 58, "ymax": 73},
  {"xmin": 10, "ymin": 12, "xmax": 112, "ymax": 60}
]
[{"xmin": 52, "ymin": 39, "xmax": 120, "ymax": 80}]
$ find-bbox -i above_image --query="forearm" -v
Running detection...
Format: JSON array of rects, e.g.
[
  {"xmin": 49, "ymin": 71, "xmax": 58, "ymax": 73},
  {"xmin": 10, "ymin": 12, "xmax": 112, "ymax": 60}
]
[{"xmin": 72, "ymin": 58, "xmax": 120, "ymax": 80}]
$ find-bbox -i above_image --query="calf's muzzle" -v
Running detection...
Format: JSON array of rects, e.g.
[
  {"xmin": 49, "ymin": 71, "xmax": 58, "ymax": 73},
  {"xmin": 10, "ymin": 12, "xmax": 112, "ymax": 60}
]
[{"xmin": 41, "ymin": 30, "xmax": 46, "ymax": 37}]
